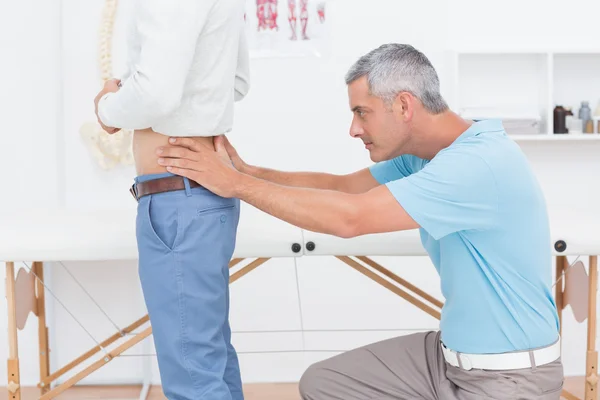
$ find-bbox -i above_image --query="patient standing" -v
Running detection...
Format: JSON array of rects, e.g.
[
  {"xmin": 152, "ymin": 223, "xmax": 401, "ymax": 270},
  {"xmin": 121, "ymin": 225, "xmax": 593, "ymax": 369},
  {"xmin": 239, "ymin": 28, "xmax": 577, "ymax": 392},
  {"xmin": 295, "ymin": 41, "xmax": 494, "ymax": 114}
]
[{"xmin": 94, "ymin": 0, "xmax": 250, "ymax": 398}]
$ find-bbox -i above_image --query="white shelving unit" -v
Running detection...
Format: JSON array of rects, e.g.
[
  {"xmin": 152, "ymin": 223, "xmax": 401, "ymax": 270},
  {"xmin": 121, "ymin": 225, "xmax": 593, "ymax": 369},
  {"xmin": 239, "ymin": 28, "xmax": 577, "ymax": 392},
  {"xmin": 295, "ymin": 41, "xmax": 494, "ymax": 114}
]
[{"xmin": 449, "ymin": 47, "xmax": 600, "ymax": 142}]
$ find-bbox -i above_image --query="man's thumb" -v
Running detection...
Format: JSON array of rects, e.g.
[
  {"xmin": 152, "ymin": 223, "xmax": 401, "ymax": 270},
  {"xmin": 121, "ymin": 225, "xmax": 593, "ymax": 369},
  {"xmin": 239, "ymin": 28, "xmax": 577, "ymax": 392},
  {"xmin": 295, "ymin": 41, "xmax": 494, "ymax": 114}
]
[{"xmin": 214, "ymin": 135, "xmax": 227, "ymax": 154}]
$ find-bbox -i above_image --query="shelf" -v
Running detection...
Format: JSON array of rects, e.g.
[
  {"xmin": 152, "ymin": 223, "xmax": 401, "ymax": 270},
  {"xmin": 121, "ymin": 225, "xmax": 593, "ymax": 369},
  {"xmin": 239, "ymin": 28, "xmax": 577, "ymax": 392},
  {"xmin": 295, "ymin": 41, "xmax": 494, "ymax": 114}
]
[
  {"xmin": 509, "ymin": 133, "xmax": 600, "ymax": 141},
  {"xmin": 450, "ymin": 48, "xmax": 600, "ymax": 137}
]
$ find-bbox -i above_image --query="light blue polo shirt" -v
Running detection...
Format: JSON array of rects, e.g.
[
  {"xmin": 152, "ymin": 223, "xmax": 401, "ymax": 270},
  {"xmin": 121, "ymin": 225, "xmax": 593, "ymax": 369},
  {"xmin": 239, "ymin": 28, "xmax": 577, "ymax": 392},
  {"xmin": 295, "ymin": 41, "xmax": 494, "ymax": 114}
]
[{"xmin": 370, "ymin": 119, "xmax": 559, "ymax": 354}]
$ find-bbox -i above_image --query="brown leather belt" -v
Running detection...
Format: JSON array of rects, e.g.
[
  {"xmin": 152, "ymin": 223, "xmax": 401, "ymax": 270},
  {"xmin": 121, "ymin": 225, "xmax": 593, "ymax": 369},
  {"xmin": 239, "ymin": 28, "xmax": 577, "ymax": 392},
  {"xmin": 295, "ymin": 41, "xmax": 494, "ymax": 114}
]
[{"xmin": 129, "ymin": 176, "xmax": 201, "ymax": 201}]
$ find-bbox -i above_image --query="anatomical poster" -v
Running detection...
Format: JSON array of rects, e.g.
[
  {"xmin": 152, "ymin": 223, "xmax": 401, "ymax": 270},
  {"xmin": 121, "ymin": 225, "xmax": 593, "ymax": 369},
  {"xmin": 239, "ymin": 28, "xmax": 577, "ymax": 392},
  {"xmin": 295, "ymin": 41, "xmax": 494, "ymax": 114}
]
[{"xmin": 244, "ymin": 0, "xmax": 331, "ymax": 58}]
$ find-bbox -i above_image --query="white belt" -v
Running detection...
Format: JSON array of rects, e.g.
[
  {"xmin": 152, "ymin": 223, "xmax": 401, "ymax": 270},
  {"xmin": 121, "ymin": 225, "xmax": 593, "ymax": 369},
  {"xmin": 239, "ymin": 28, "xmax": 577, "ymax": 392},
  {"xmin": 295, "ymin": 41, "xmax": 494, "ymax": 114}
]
[{"xmin": 441, "ymin": 338, "xmax": 561, "ymax": 371}]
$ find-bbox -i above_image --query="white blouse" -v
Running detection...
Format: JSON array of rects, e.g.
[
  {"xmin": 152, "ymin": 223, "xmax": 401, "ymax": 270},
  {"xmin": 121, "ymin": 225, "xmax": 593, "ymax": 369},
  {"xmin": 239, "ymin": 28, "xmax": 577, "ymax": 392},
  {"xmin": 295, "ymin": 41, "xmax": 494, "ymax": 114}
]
[{"xmin": 97, "ymin": 0, "xmax": 250, "ymax": 137}]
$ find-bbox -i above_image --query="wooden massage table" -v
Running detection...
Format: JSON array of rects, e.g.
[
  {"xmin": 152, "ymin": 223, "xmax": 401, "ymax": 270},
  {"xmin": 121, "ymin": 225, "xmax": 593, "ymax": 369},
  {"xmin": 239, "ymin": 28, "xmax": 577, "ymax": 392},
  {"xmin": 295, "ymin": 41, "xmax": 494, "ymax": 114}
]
[{"xmin": 1, "ymin": 205, "xmax": 598, "ymax": 400}]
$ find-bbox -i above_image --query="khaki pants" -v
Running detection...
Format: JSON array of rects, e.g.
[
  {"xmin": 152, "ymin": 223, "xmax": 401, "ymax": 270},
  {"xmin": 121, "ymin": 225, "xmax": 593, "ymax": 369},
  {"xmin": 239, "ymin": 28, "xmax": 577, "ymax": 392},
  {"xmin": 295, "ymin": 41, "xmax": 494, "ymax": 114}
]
[{"xmin": 299, "ymin": 331, "xmax": 563, "ymax": 399}]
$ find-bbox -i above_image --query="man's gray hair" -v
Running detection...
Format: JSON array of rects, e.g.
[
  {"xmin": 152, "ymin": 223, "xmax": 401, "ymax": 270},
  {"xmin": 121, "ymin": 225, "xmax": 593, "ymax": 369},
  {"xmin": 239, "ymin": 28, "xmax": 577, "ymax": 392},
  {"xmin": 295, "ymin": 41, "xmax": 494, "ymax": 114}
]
[{"xmin": 345, "ymin": 43, "xmax": 448, "ymax": 114}]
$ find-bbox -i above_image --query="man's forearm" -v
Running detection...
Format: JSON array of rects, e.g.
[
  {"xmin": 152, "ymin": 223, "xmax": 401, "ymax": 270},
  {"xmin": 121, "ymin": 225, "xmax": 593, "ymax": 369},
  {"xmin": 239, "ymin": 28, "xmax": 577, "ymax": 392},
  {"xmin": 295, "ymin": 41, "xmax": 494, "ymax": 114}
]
[
  {"xmin": 235, "ymin": 172, "xmax": 358, "ymax": 237},
  {"xmin": 242, "ymin": 164, "xmax": 346, "ymax": 192}
]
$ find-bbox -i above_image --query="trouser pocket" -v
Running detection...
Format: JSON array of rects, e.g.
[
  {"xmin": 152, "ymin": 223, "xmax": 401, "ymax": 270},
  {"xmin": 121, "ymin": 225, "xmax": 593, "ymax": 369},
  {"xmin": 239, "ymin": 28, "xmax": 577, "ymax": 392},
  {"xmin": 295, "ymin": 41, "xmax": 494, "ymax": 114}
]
[{"xmin": 143, "ymin": 193, "xmax": 181, "ymax": 252}]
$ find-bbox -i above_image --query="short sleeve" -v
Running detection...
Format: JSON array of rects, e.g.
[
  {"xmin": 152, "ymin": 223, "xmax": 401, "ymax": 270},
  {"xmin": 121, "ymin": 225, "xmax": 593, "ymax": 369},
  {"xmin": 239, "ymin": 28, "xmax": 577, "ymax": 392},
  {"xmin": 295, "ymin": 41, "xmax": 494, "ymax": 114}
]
[
  {"xmin": 369, "ymin": 155, "xmax": 428, "ymax": 184},
  {"xmin": 386, "ymin": 152, "xmax": 499, "ymax": 240}
]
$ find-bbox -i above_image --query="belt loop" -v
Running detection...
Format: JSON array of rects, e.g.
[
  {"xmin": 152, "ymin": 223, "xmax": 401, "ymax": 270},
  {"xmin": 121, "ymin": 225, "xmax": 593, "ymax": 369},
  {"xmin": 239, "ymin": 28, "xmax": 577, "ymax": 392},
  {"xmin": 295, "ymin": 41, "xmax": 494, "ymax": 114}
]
[
  {"xmin": 129, "ymin": 184, "xmax": 139, "ymax": 202},
  {"xmin": 529, "ymin": 350, "xmax": 537, "ymax": 371},
  {"xmin": 457, "ymin": 352, "xmax": 464, "ymax": 369},
  {"xmin": 183, "ymin": 177, "xmax": 192, "ymax": 197}
]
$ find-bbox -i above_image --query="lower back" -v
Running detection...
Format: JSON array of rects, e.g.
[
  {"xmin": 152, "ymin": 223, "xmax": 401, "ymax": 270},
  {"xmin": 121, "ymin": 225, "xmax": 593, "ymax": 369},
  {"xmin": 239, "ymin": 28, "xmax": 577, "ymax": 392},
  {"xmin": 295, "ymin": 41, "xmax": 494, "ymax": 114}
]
[{"xmin": 133, "ymin": 129, "xmax": 214, "ymax": 176}]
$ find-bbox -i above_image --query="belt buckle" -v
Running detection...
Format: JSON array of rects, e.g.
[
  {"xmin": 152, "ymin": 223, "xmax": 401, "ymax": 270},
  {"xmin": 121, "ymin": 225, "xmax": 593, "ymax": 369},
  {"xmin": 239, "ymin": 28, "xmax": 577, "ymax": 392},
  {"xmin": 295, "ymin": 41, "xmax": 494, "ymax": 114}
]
[{"xmin": 129, "ymin": 184, "xmax": 139, "ymax": 202}]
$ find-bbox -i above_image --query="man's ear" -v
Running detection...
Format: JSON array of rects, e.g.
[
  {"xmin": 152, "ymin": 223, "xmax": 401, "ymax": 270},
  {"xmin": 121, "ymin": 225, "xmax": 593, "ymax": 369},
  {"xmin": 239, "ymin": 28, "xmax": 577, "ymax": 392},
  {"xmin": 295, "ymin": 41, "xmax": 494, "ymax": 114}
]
[{"xmin": 395, "ymin": 92, "xmax": 414, "ymax": 121}]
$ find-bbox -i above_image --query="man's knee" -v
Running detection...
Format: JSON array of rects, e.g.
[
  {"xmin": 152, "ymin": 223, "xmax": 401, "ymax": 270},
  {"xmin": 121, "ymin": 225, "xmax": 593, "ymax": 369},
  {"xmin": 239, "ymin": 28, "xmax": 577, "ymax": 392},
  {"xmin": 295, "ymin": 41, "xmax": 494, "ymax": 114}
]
[{"xmin": 299, "ymin": 362, "xmax": 329, "ymax": 400}]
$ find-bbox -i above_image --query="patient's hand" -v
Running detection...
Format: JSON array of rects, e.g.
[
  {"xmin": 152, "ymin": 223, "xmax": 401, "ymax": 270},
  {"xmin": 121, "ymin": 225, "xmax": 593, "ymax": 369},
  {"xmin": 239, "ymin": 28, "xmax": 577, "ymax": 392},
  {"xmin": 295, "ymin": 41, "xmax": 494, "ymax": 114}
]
[
  {"xmin": 94, "ymin": 78, "xmax": 121, "ymax": 134},
  {"xmin": 222, "ymin": 136, "xmax": 248, "ymax": 172}
]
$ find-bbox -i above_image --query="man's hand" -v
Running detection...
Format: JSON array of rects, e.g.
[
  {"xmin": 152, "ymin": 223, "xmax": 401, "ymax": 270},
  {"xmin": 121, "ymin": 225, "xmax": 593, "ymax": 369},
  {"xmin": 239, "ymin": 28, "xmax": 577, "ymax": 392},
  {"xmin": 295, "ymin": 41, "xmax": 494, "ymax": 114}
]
[
  {"xmin": 157, "ymin": 135, "xmax": 242, "ymax": 198},
  {"xmin": 222, "ymin": 136, "xmax": 248, "ymax": 172},
  {"xmin": 94, "ymin": 79, "xmax": 121, "ymax": 134}
]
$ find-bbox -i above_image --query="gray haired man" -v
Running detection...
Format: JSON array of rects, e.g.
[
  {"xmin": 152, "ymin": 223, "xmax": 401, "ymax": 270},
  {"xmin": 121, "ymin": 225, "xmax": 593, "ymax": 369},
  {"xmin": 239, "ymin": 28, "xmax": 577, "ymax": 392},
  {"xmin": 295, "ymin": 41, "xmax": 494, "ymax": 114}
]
[{"xmin": 156, "ymin": 44, "xmax": 564, "ymax": 399}]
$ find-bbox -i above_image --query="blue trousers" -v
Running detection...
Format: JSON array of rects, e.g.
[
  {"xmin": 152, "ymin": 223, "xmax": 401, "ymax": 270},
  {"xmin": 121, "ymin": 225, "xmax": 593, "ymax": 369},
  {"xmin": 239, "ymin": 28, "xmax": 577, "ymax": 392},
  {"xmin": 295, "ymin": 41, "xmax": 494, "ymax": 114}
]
[{"xmin": 134, "ymin": 172, "xmax": 243, "ymax": 400}]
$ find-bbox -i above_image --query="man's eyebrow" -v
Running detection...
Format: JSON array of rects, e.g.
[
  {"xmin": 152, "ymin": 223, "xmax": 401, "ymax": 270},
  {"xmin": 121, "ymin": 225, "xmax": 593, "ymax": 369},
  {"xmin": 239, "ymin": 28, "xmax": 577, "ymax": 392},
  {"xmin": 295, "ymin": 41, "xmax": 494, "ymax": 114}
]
[{"xmin": 351, "ymin": 106, "xmax": 369, "ymax": 112}]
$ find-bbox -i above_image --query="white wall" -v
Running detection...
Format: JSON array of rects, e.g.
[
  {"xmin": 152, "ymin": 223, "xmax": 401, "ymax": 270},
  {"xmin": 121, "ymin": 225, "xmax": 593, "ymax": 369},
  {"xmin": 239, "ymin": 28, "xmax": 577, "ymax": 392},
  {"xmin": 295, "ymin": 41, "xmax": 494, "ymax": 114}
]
[
  {"xmin": 1, "ymin": 0, "xmax": 600, "ymax": 389},
  {"xmin": 0, "ymin": 0, "xmax": 63, "ymax": 389}
]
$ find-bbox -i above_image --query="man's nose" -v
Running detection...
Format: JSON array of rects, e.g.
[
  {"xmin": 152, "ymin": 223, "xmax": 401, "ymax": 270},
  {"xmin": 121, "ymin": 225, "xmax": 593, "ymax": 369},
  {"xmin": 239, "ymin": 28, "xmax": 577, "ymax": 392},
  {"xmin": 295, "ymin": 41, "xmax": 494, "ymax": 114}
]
[{"xmin": 349, "ymin": 117, "xmax": 364, "ymax": 138}]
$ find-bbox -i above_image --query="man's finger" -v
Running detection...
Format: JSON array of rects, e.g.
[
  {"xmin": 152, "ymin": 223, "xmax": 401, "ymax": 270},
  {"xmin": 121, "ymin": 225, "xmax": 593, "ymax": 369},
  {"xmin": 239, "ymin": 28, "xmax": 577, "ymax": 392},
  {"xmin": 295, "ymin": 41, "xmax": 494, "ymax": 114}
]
[
  {"xmin": 214, "ymin": 135, "xmax": 226, "ymax": 152},
  {"xmin": 165, "ymin": 166, "xmax": 198, "ymax": 182},
  {"xmin": 157, "ymin": 156, "xmax": 199, "ymax": 170},
  {"xmin": 157, "ymin": 146, "xmax": 195, "ymax": 160},
  {"xmin": 98, "ymin": 120, "xmax": 120, "ymax": 134},
  {"xmin": 222, "ymin": 135, "xmax": 232, "ymax": 149},
  {"xmin": 168, "ymin": 137, "xmax": 201, "ymax": 152},
  {"xmin": 213, "ymin": 136, "xmax": 231, "ymax": 161},
  {"xmin": 223, "ymin": 136, "xmax": 238, "ymax": 157}
]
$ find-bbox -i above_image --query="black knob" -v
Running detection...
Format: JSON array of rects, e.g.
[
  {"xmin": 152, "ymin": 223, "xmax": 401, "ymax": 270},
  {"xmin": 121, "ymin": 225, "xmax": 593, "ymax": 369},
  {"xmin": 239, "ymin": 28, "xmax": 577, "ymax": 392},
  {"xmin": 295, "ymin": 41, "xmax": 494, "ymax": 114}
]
[
  {"xmin": 291, "ymin": 243, "xmax": 302, "ymax": 253},
  {"xmin": 554, "ymin": 240, "xmax": 567, "ymax": 253},
  {"xmin": 306, "ymin": 241, "xmax": 315, "ymax": 251}
]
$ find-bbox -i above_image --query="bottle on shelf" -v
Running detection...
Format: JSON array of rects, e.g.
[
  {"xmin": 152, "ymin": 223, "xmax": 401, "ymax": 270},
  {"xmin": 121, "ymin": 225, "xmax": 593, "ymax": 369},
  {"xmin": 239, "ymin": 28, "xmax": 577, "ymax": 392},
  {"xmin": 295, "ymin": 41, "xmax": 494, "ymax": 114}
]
[
  {"xmin": 553, "ymin": 105, "xmax": 568, "ymax": 134},
  {"xmin": 578, "ymin": 101, "xmax": 594, "ymax": 133}
]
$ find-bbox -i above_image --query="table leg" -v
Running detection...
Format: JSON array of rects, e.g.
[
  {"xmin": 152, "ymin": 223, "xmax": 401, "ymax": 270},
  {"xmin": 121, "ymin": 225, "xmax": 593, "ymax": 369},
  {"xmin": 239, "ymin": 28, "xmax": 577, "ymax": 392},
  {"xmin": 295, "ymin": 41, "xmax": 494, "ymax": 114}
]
[
  {"xmin": 586, "ymin": 256, "xmax": 598, "ymax": 400},
  {"xmin": 6, "ymin": 261, "xmax": 21, "ymax": 400},
  {"xmin": 39, "ymin": 327, "xmax": 153, "ymax": 400},
  {"xmin": 335, "ymin": 255, "xmax": 442, "ymax": 320},
  {"xmin": 556, "ymin": 256, "xmax": 566, "ymax": 337},
  {"xmin": 32, "ymin": 262, "xmax": 50, "ymax": 394},
  {"xmin": 230, "ymin": 258, "xmax": 270, "ymax": 283}
]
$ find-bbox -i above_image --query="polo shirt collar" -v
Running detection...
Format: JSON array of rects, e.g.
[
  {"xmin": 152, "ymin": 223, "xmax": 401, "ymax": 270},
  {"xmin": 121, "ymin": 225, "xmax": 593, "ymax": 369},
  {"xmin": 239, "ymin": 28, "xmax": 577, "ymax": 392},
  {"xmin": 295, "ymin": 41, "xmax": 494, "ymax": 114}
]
[{"xmin": 458, "ymin": 118, "xmax": 505, "ymax": 141}]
